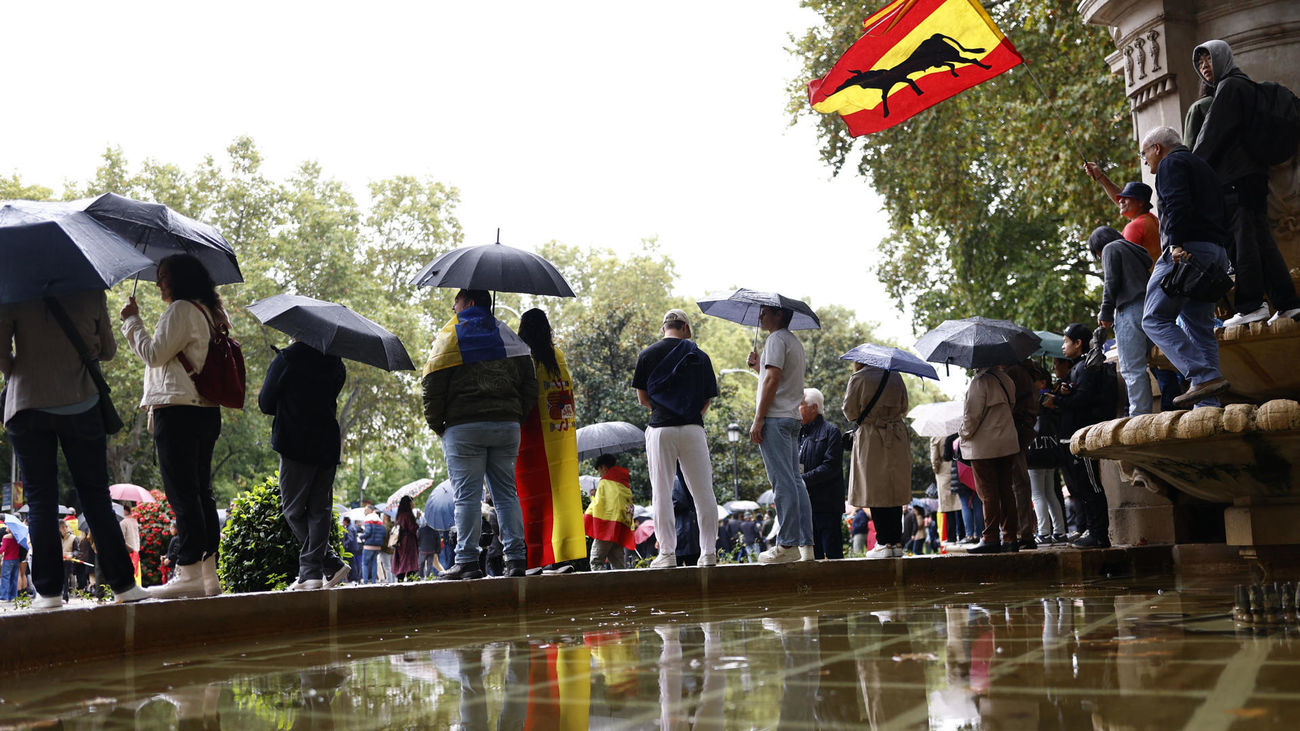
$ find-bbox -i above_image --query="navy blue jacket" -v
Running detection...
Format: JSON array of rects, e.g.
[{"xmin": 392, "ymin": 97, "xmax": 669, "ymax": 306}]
[
  {"xmin": 1155, "ymin": 147, "xmax": 1228, "ymax": 250},
  {"xmin": 799, "ymin": 415, "xmax": 845, "ymax": 514},
  {"xmin": 258, "ymin": 342, "xmax": 347, "ymax": 464},
  {"xmin": 361, "ymin": 520, "xmax": 385, "ymax": 547}
]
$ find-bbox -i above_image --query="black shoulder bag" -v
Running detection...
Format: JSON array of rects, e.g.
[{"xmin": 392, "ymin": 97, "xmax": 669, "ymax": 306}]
[{"xmin": 43, "ymin": 297, "xmax": 125, "ymax": 435}]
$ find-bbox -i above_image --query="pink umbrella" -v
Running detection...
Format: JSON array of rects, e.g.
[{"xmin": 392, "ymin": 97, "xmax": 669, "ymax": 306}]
[
  {"xmin": 109, "ymin": 483, "xmax": 156, "ymax": 503},
  {"xmin": 633, "ymin": 519, "xmax": 655, "ymax": 544}
]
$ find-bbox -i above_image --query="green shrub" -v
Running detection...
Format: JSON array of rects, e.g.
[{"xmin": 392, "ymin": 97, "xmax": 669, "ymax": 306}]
[{"xmin": 218, "ymin": 473, "xmax": 345, "ymax": 593}]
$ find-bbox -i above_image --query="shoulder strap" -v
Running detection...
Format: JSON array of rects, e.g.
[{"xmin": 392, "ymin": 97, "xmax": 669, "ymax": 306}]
[
  {"xmin": 855, "ymin": 370, "xmax": 892, "ymax": 426},
  {"xmin": 42, "ymin": 297, "xmax": 113, "ymax": 396},
  {"xmin": 995, "ymin": 374, "xmax": 1013, "ymax": 407},
  {"xmin": 176, "ymin": 300, "xmax": 221, "ymax": 377}
]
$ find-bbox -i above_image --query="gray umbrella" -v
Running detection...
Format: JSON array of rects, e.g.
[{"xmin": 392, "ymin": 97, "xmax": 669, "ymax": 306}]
[
  {"xmin": 0, "ymin": 202, "xmax": 153, "ymax": 304},
  {"xmin": 576, "ymin": 421, "xmax": 646, "ymax": 461},
  {"xmin": 246, "ymin": 294, "xmax": 415, "ymax": 371},
  {"xmin": 410, "ymin": 238, "xmax": 575, "ymax": 297},
  {"xmin": 840, "ymin": 343, "xmax": 939, "ymax": 380},
  {"xmin": 81, "ymin": 193, "xmax": 242, "ymax": 285},
  {"xmin": 696, "ymin": 289, "xmax": 821, "ymax": 330},
  {"xmin": 914, "ymin": 316, "xmax": 1041, "ymax": 370}
]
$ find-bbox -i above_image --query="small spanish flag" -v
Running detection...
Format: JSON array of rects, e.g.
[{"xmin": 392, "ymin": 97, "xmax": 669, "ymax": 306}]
[
  {"xmin": 422, "ymin": 306, "xmax": 531, "ymax": 377},
  {"xmin": 807, "ymin": 0, "xmax": 1022, "ymax": 136}
]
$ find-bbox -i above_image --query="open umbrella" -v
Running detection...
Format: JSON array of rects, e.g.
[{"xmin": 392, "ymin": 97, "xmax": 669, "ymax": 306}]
[
  {"xmin": 108, "ymin": 484, "xmax": 156, "ymax": 503},
  {"xmin": 0, "ymin": 202, "xmax": 154, "ymax": 304},
  {"xmin": 914, "ymin": 316, "xmax": 1041, "ymax": 370},
  {"xmin": 716, "ymin": 504, "xmax": 731, "ymax": 521},
  {"xmin": 342, "ymin": 507, "xmax": 368, "ymax": 523},
  {"xmin": 576, "ymin": 421, "xmax": 646, "ymax": 461},
  {"xmin": 80, "ymin": 193, "xmax": 242, "ymax": 285},
  {"xmin": 840, "ymin": 343, "xmax": 939, "ymax": 380},
  {"xmin": 907, "ymin": 401, "xmax": 964, "ymax": 438},
  {"xmin": 632, "ymin": 504, "xmax": 652, "ymax": 519},
  {"xmin": 724, "ymin": 500, "xmax": 760, "ymax": 512},
  {"xmin": 422, "ymin": 481, "xmax": 456, "ymax": 531},
  {"xmin": 385, "ymin": 478, "xmax": 435, "ymax": 510},
  {"xmin": 757, "ymin": 489, "xmax": 775, "ymax": 506},
  {"xmin": 579, "ymin": 475, "xmax": 601, "ymax": 495},
  {"xmin": 410, "ymin": 236, "xmax": 575, "ymax": 297},
  {"xmin": 1030, "ymin": 330, "xmax": 1065, "ymax": 359},
  {"xmin": 3, "ymin": 514, "xmax": 29, "ymax": 549},
  {"xmin": 633, "ymin": 519, "xmax": 656, "ymax": 544},
  {"xmin": 245, "ymin": 294, "xmax": 415, "ymax": 371},
  {"xmin": 697, "ymin": 289, "xmax": 821, "ymax": 330}
]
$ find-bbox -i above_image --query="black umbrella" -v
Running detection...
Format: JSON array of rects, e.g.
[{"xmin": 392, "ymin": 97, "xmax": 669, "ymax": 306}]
[
  {"xmin": 245, "ymin": 294, "xmax": 415, "ymax": 371},
  {"xmin": 696, "ymin": 289, "xmax": 821, "ymax": 330},
  {"xmin": 409, "ymin": 237, "xmax": 575, "ymax": 297},
  {"xmin": 0, "ymin": 202, "xmax": 154, "ymax": 304},
  {"xmin": 575, "ymin": 421, "xmax": 646, "ymax": 461},
  {"xmin": 81, "ymin": 193, "xmax": 242, "ymax": 285},
  {"xmin": 840, "ymin": 343, "xmax": 939, "ymax": 380},
  {"xmin": 914, "ymin": 316, "xmax": 1041, "ymax": 369}
]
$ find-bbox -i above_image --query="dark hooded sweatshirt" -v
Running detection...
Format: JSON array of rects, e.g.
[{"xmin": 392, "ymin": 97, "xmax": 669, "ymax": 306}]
[
  {"xmin": 1089, "ymin": 226, "xmax": 1152, "ymax": 323},
  {"xmin": 259, "ymin": 342, "xmax": 347, "ymax": 464},
  {"xmin": 1191, "ymin": 39, "xmax": 1267, "ymax": 186}
]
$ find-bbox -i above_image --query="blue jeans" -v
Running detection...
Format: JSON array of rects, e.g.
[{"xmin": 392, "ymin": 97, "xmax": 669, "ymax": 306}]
[
  {"xmin": 0, "ymin": 560, "xmax": 17, "ymax": 600},
  {"xmin": 1114, "ymin": 301, "xmax": 1153, "ymax": 415},
  {"xmin": 442, "ymin": 421, "xmax": 526, "ymax": 565},
  {"xmin": 361, "ymin": 548, "xmax": 379, "ymax": 583},
  {"xmin": 760, "ymin": 417, "xmax": 812, "ymax": 547},
  {"xmin": 1142, "ymin": 242, "xmax": 1227, "ymax": 403},
  {"xmin": 959, "ymin": 489, "xmax": 984, "ymax": 541}
]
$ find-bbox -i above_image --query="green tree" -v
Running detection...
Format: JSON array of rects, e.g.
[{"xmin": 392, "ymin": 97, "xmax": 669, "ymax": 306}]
[{"xmin": 789, "ymin": 0, "xmax": 1130, "ymax": 331}]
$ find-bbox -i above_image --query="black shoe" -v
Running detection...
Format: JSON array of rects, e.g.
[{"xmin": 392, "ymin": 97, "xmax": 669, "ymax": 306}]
[
  {"xmin": 960, "ymin": 535, "xmax": 980, "ymax": 545},
  {"xmin": 1003, "ymin": 541, "xmax": 1019, "ymax": 553},
  {"xmin": 1070, "ymin": 532, "xmax": 1111, "ymax": 549},
  {"xmin": 1052, "ymin": 533, "xmax": 1069, "ymax": 544},
  {"xmin": 438, "ymin": 562, "xmax": 485, "ymax": 581},
  {"xmin": 967, "ymin": 541, "xmax": 1003, "ymax": 554},
  {"xmin": 1017, "ymin": 539, "xmax": 1037, "ymax": 551},
  {"xmin": 504, "ymin": 560, "xmax": 526, "ymax": 578}
]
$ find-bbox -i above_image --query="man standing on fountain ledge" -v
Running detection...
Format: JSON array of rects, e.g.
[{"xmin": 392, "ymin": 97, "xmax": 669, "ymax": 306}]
[{"xmin": 1138, "ymin": 125, "xmax": 1232, "ymax": 409}]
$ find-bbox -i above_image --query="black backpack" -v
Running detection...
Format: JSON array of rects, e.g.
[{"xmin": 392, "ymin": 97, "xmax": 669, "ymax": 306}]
[{"xmin": 1244, "ymin": 81, "xmax": 1300, "ymax": 166}]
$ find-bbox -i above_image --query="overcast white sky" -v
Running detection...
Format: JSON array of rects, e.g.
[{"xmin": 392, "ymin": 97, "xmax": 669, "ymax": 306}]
[{"xmin": 3, "ymin": 1, "xmax": 966, "ymax": 396}]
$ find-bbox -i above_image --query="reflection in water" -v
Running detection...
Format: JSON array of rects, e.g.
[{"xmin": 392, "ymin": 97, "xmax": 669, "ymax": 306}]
[{"xmin": 2, "ymin": 580, "xmax": 1298, "ymax": 728}]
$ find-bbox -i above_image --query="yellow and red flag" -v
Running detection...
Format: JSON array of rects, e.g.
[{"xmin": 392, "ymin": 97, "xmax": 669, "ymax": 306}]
[
  {"xmin": 807, "ymin": 0, "xmax": 1022, "ymax": 136},
  {"xmin": 515, "ymin": 348, "xmax": 587, "ymax": 568}
]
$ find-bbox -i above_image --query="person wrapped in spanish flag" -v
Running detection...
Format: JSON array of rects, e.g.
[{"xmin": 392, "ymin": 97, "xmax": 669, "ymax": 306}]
[{"xmin": 583, "ymin": 454, "xmax": 635, "ymax": 570}]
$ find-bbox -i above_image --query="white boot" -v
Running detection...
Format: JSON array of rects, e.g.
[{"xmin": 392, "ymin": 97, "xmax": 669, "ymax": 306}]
[
  {"xmin": 201, "ymin": 554, "xmax": 220, "ymax": 596},
  {"xmin": 798, "ymin": 546, "xmax": 816, "ymax": 561},
  {"xmin": 149, "ymin": 563, "xmax": 206, "ymax": 599}
]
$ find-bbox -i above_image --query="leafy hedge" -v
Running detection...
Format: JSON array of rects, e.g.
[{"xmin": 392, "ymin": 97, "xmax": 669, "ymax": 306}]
[
  {"xmin": 135, "ymin": 490, "xmax": 174, "ymax": 587},
  {"xmin": 218, "ymin": 473, "xmax": 345, "ymax": 594}
]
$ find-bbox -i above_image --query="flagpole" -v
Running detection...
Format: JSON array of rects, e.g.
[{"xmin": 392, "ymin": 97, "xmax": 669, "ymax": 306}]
[{"xmin": 1020, "ymin": 59, "xmax": 1090, "ymax": 164}]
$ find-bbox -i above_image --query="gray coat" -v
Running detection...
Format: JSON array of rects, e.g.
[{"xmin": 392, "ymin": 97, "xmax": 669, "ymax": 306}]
[{"xmin": 1099, "ymin": 238, "xmax": 1153, "ymax": 322}]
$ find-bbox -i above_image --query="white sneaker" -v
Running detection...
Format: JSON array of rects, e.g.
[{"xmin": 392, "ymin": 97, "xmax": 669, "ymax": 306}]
[
  {"xmin": 114, "ymin": 586, "xmax": 150, "ymax": 604},
  {"xmin": 1223, "ymin": 304, "xmax": 1270, "ymax": 328},
  {"xmin": 697, "ymin": 553, "xmax": 717, "ymax": 567},
  {"xmin": 149, "ymin": 563, "xmax": 206, "ymax": 599},
  {"xmin": 30, "ymin": 594, "xmax": 63, "ymax": 610},
  {"xmin": 324, "ymin": 565, "xmax": 351, "ymax": 588},
  {"xmin": 864, "ymin": 544, "xmax": 895, "ymax": 559},
  {"xmin": 649, "ymin": 553, "xmax": 677, "ymax": 569},
  {"xmin": 1267, "ymin": 307, "xmax": 1300, "ymax": 326},
  {"xmin": 758, "ymin": 545, "xmax": 799, "ymax": 564},
  {"xmin": 289, "ymin": 578, "xmax": 323, "ymax": 591},
  {"xmin": 201, "ymin": 554, "xmax": 220, "ymax": 596},
  {"xmin": 798, "ymin": 546, "xmax": 816, "ymax": 561}
]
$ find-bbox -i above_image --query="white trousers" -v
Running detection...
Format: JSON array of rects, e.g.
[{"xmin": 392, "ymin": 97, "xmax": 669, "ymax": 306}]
[{"xmin": 645, "ymin": 424, "xmax": 718, "ymax": 557}]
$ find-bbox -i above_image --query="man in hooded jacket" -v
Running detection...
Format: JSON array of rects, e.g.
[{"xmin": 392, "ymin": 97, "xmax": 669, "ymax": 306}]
[{"xmin": 1191, "ymin": 39, "xmax": 1300, "ymax": 328}]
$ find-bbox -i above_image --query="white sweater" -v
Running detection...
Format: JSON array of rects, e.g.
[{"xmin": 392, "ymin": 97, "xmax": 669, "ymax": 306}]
[{"xmin": 121, "ymin": 300, "xmax": 216, "ymax": 408}]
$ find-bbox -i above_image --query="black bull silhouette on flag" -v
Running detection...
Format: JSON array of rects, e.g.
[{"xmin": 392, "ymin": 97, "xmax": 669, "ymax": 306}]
[{"xmin": 831, "ymin": 32, "xmax": 991, "ymax": 118}]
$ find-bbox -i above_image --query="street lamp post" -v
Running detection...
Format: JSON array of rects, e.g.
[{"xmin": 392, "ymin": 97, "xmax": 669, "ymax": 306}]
[{"xmin": 726, "ymin": 422, "xmax": 741, "ymax": 501}]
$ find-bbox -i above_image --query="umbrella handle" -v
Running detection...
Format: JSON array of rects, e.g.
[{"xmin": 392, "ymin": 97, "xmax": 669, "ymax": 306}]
[{"xmin": 130, "ymin": 242, "xmax": 147, "ymax": 297}]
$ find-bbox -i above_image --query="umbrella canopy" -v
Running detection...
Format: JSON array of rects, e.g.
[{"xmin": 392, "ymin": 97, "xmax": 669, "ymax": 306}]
[
  {"xmin": 80, "ymin": 193, "xmax": 242, "ymax": 285},
  {"xmin": 410, "ymin": 241, "xmax": 575, "ymax": 297},
  {"xmin": 385, "ymin": 478, "xmax": 435, "ymax": 510},
  {"xmin": 342, "ymin": 507, "xmax": 368, "ymax": 523},
  {"xmin": 245, "ymin": 294, "xmax": 415, "ymax": 371},
  {"xmin": 632, "ymin": 504, "xmax": 652, "ymax": 519},
  {"xmin": 716, "ymin": 504, "xmax": 731, "ymax": 521},
  {"xmin": 696, "ymin": 289, "xmax": 821, "ymax": 330},
  {"xmin": 907, "ymin": 401, "xmax": 964, "ymax": 438},
  {"xmin": 422, "ymin": 481, "xmax": 455, "ymax": 531},
  {"xmin": 578, "ymin": 475, "xmax": 600, "ymax": 495},
  {"xmin": 3, "ymin": 514, "xmax": 29, "ymax": 549},
  {"xmin": 0, "ymin": 202, "xmax": 154, "ymax": 304},
  {"xmin": 1030, "ymin": 330, "xmax": 1065, "ymax": 359},
  {"xmin": 914, "ymin": 316, "xmax": 1041, "ymax": 370},
  {"xmin": 724, "ymin": 500, "xmax": 760, "ymax": 512},
  {"xmin": 109, "ymin": 484, "xmax": 156, "ymax": 503},
  {"xmin": 576, "ymin": 421, "xmax": 646, "ymax": 461},
  {"xmin": 757, "ymin": 489, "xmax": 775, "ymax": 506},
  {"xmin": 840, "ymin": 343, "xmax": 939, "ymax": 380},
  {"xmin": 633, "ymin": 519, "xmax": 656, "ymax": 544}
]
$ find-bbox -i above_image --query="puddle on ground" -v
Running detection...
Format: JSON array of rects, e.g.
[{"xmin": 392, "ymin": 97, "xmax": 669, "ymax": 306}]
[{"xmin": 0, "ymin": 577, "xmax": 1296, "ymax": 729}]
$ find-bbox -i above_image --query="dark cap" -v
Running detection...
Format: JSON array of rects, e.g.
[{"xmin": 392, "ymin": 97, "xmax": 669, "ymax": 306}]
[
  {"xmin": 1063, "ymin": 323, "xmax": 1092, "ymax": 344},
  {"xmin": 1117, "ymin": 181, "xmax": 1153, "ymax": 203}
]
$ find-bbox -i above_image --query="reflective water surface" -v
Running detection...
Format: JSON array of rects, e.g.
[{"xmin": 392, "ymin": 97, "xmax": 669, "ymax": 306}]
[{"xmin": 1, "ymin": 578, "xmax": 1296, "ymax": 729}]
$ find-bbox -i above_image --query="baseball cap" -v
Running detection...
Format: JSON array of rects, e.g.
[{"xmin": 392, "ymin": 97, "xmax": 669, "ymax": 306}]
[
  {"xmin": 663, "ymin": 308, "xmax": 690, "ymax": 327},
  {"xmin": 1117, "ymin": 181, "xmax": 1153, "ymax": 203}
]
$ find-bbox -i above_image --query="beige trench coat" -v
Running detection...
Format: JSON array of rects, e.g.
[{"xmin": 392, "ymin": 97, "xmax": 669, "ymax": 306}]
[
  {"xmin": 843, "ymin": 367, "xmax": 911, "ymax": 508},
  {"xmin": 931, "ymin": 436, "xmax": 961, "ymax": 513}
]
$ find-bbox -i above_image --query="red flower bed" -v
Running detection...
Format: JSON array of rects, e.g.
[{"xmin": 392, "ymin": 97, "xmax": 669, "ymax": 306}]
[{"xmin": 135, "ymin": 490, "xmax": 175, "ymax": 587}]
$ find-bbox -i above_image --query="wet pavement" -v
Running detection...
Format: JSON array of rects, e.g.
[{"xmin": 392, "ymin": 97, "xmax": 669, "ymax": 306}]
[{"xmin": 0, "ymin": 576, "xmax": 1295, "ymax": 729}]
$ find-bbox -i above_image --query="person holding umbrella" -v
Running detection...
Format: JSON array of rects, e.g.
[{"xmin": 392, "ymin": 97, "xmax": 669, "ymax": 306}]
[
  {"xmin": 842, "ymin": 363, "xmax": 910, "ymax": 558},
  {"xmin": 120, "ymin": 253, "xmax": 229, "ymax": 598},
  {"xmin": 423, "ymin": 289, "xmax": 537, "ymax": 580},
  {"xmin": 257, "ymin": 335, "xmax": 351, "ymax": 591},
  {"xmin": 1, "ymin": 289, "xmax": 149, "ymax": 607},
  {"xmin": 958, "ymin": 364, "xmax": 1020, "ymax": 554}
]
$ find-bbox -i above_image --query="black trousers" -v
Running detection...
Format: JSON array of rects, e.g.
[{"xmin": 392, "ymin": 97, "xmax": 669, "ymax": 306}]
[
  {"xmin": 1059, "ymin": 447, "xmax": 1109, "ymax": 540},
  {"xmin": 1226, "ymin": 175, "xmax": 1300, "ymax": 315},
  {"xmin": 871, "ymin": 505, "xmax": 903, "ymax": 545},
  {"xmin": 811, "ymin": 511, "xmax": 844, "ymax": 559},
  {"xmin": 153, "ymin": 405, "xmax": 222, "ymax": 566}
]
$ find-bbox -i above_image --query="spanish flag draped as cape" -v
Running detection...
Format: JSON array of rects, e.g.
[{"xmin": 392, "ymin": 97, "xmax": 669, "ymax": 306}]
[
  {"xmin": 807, "ymin": 0, "xmax": 1022, "ymax": 136},
  {"xmin": 523, "ymin": 641, "xmax": 591, "ymax": 730},
  {"xmin": 421, "ymin": 306, "xmax": 531, "ymax": 377},
  {"xmin": 515, "ymin": 348, "xmax": 587, "ymax": 568},
  {"xmin": 583, "ymin": 466, "xmax": 635, "ymax": 550}
]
